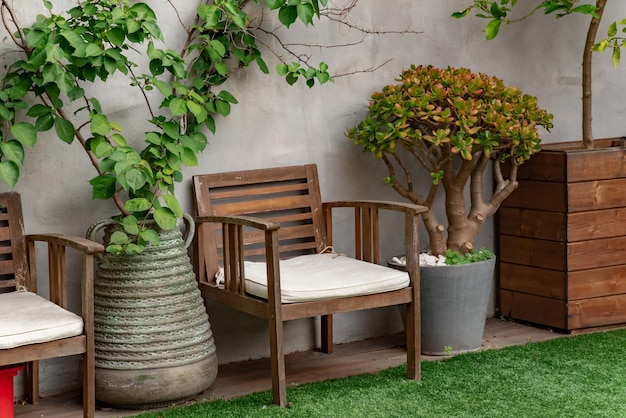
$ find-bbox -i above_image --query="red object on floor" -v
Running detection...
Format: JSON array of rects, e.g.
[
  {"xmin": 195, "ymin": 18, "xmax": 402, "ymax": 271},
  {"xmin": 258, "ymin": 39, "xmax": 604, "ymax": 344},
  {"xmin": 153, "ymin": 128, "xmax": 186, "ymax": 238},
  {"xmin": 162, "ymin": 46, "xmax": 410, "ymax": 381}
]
[{"xmin": 0, "ymin": 365, "xmax": 23, "ymax": 418}]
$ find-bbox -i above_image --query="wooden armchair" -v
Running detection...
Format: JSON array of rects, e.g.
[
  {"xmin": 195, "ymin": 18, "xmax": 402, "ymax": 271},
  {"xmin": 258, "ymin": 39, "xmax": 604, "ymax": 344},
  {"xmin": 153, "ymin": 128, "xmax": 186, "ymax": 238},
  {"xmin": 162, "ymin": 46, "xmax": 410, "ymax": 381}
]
[
  {"xmin": 193, "ymin": 164, "xmax": 427, "ymax": 407},
  {"xmin": 0, "ymin": 192, "xmax": 104, "ymax": 418}
]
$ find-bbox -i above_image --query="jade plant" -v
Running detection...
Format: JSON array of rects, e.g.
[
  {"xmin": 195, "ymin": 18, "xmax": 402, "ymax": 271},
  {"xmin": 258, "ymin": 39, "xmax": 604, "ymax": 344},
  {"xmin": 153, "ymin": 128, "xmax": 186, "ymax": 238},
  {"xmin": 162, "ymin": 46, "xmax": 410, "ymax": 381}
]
[
  {"xmin": 346, "ymin": 65, "xmax": 553, "ymax": 256},
  {"xmin": 452, "ymin": 0, "xmax": 623, "ymax": 150},
  {"xmin": 0, "ymin": 0, "xmax": 335, "ymax": 254}
]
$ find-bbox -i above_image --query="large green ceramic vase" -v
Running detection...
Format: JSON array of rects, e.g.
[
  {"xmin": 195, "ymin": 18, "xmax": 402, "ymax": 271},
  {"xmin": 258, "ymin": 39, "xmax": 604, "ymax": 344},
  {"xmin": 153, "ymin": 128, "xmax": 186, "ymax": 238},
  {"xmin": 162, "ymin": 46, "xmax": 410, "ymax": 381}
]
[{"xmin": 87, "ymin": 214, "xmax": 217, "ymax": 409}]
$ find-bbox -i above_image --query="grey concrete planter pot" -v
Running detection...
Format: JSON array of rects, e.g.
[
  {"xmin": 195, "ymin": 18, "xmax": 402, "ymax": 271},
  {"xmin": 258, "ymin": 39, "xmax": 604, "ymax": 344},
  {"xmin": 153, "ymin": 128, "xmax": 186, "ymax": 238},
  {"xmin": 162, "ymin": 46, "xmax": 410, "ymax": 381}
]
[{"xmin": 420, "ymin": 257, "xmax": 495, "ymax": 355}]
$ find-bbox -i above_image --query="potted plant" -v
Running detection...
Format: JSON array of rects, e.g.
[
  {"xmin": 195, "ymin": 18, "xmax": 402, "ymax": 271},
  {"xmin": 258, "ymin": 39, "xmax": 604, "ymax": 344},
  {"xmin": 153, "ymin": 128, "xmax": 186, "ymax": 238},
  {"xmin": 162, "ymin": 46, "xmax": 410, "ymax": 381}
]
[
  {"xmin": 453, "ymin": 1, "xmax": 626, "ymax": 332},
  {"xmin": 346, "ymin": 65, "xmax": 553, "ymax": 354},
  {"xmin": 0, "ymin": 0, "xmax": 335, "ymax": 407}
]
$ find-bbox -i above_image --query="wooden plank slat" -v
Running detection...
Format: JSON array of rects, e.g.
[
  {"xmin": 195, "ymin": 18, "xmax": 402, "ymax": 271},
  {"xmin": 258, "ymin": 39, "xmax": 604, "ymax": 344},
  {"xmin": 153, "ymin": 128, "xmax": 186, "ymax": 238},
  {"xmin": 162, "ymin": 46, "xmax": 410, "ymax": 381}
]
[
  {"xmin": 211, "ymin": 194, "xmax": 314, "ymax": 217},
  {"xmin": 567, "ymin": 236, "xmax": 626, "ymax": 271},
  {"xmin": 499, "ymin": 262, "xmax": 566, "ymax": 300},
  {"xmin": 563, "ymin": 139, "xmax": 626, "ymax": 182},
  {"xmin": 0, "ymin": 226, "xmax": 12, "ymax": 241},
  {"xmin": 568, "ymin": 294, "xmax": 626, "ymax": 329},
  {"xmin": 499, "ymin": 235, "xmax": 566, "ymax": 270},
  {"xmin": 0, "ymin": 259, "xmax": 15, "ymax": 275},
  {"xmin": 498, "ymin": 207, "xmax": 566, "ymax": 241},
  {"xmin": 499, "ymin": 289, "xmax": 567, "ymax": 330},
  {"xmin": 568, "ymin": 178, "xmax": 626, "ymax": 212},
  {"xmin": 568, "ymin": 207, "xmax": 626, "ymax": 241},
  {"xmin": 0, "ymin": 337, "xmax": 86, "ymax": 365},
  {"xmin": 209, "ymin": 181, "xmax": 309, "ymax": 200},
  {"xmin": 569, "ymin": 265, "xmax": 626, "ymax": 300},
  {"xmin": 502, "ymin": 180, "xmax": 566, "ymax": 211}
]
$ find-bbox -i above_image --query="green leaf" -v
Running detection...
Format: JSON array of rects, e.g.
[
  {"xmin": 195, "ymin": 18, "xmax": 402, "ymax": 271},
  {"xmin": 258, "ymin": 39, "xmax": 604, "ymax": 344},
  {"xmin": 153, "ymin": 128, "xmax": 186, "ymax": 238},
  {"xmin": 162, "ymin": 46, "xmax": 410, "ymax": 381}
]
[
  {"xmin": 61, "ymin": 29, "xmax": 86, "ymax": 49},
  {"xmin": 572, "ymin": 4, "xmax": 600, "ymax": 17},
  {"xmin": 124, "ymin": 243, "xmax": 145, "ymax": 255},
  {"xmin": 297, "ymin": 3, "xmax": 315, "ymax": 25},
  {"xmin": 142, "ymin": 21, "xmax": 163, "ymax": 41},
  {"xmin": 613, "ymin": 46, "xmax": 621, "ymax": 68},
  {"xmin": 153, "ymin": 207, "xmax": 177, "ymax": 230},
  {"xmin": 106, "ymin": 244, "xmax": 123, "ymax": 254},
  {"xmin": 125, "ymin": 198, "xmax": 152, "ymax": 213},
  {"xmin": 85, "ymin": 43, "xmax": 102, "ymax": 57},
  {"xmin": 163, "ymin": 194, "xmax": 183, "ymax": 218},
  {"xmin": 125, "ymin": 168, "xmax": 148, "ymax": 191},
  {"xmin": 35, "ymin": 114, "xmax": 54, "ymax": 132},
  {"xmin": 485, "ymin": 19, "xmax": 501, "ymax": 40},
  {"xmin": 0, "ymin": 161, "xmax": 19, "ymax": 187},
  {"xmin": 90, "ymin": 113, "xmax": 111, "ymax": 136},
  {"xmin": 169, "ymin": 98, "xmax": 188, "ymax": 116},
  {"xmin": 199, "ymin": 5, "xmax": 222, "ymax": 28},
  {"xmin": 210, "ymin": 39, "xmax": 227, "ymax": 57},
  {"xmin": 218, "ymin": 90, "xmax": 239, "ymax": 104},
  {"xmin": 216, "ymin": 100, "xmax": 231, "ymax": 116},
  {"xmin": 25, "ymin": 29, "xmax": 48, "ymax": 49},
  {"xmin": 89, "ymin": 174, "xmax": 116, "ymax": 199},
  {"xmin": 451, "ymin": 8, "xmax": 471, "ymax": 18},
  {"xmin": 186, "ymin": 100, "xmax": 203, "ymax": 117},
  {"xmin": 54, "ymin": 117, "xmax": 75, "ymax": 143},
  {"xmin": 255, "ymin": 57, "xmax": 269, "ymax": 74},
  {"xmin": 106, "ymin": 27, "xmax": 126, "ymax": 46},
  {"xmin": 139, "ymin": 228, "xmax": 160, "ymax": 246},
  {"xmin": 276, "ymin": 63, "xmax": 289, "ymax": 76},
  {"xmin": 154, "ymin": 79, "xmax": 173, "ymax": 97},
  {"xmin": 214, "ymin": 62, "xmax": 228, "ymax": 76},
  {"xmin": 109, "ymin": 231, "xmax": 129, "ymax": 245},
  {"xmin": 278, "ymin": 5, "xmax": 298, "ymax": 28},
  {"xmin": 122, "ymin": 215, "xmax": 140, "ymax": 235},
  {"xmin": 11, "ymin": 122, "xmax": 37, "ymax": 147},
  {"xmin": 1, "ymin": 140, "xmax": 25, "ymax": 164},
  {"xmin": 266, "ymin": 0, "xmax": 285, "ymax": 10},
  {"xmin": 180, "ymin": 146, "xmax": 198, "ymax": 167}
]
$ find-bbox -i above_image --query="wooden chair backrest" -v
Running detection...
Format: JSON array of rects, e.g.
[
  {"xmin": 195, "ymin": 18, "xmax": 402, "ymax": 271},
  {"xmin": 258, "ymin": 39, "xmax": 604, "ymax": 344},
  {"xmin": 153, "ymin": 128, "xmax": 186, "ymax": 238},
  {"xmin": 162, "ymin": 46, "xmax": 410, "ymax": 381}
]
[
  {"xmin": 193, "ymin": 164, "xmax": 329, "ymax": 282},
  {"xmin": 0, "ymin": 192, "xmax": 30, "ymax": 292}
]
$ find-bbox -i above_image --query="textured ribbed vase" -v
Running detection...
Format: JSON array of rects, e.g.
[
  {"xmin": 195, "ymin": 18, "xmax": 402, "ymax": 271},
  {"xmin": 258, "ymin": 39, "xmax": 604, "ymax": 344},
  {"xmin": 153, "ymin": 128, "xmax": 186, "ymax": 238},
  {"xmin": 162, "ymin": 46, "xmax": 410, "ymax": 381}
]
[{"xmin": 88, "ymin": 215, "xmax": 217, "ymax": 409}]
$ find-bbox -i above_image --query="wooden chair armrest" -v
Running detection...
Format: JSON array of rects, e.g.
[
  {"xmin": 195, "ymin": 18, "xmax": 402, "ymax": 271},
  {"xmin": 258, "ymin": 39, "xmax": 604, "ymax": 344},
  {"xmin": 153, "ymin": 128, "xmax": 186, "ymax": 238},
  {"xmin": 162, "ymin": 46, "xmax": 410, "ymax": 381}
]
[
  {"xmin": 323, "ymin": 200, "xmax": 428, "ymax": 216},
  {"xmin": 193, "ymin": 215, "xmax": 280, "ymax": 231},
  {"xmin": 25, "ymin": 233, "xmax": 103, "ymax": 315},
  {"xmin": 27, "ymin": 233, "xmax": 105, "ymax": 255}
]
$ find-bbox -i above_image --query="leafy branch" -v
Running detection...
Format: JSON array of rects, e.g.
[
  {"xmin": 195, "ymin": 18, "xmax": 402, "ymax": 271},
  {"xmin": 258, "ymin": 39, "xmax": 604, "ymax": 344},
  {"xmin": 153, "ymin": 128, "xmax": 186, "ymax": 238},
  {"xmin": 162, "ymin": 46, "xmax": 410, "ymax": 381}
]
[{"xmin": 452, "ymin": 0, "xmax": 618, "ymax": 149}]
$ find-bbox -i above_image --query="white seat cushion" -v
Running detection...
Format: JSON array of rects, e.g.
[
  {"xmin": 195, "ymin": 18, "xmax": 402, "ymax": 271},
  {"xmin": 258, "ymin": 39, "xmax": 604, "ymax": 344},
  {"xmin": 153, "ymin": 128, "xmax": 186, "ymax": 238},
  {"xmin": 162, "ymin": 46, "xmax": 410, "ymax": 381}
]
[
  {"xmin": 242, "ymin": 253, "xmax": 410, "ymax": 303},
  {"xmin": 0, "ymin": 290, "xmax": 84, "ymax": 349}
]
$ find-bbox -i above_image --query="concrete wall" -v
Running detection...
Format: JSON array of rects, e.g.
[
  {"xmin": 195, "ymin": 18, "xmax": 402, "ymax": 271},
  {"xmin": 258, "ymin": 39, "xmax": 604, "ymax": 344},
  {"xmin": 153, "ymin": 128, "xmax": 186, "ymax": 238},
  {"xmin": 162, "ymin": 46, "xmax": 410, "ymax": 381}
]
[{"xmin": 5, "ymin": 0, "xmax": 626, "ymax": 398}]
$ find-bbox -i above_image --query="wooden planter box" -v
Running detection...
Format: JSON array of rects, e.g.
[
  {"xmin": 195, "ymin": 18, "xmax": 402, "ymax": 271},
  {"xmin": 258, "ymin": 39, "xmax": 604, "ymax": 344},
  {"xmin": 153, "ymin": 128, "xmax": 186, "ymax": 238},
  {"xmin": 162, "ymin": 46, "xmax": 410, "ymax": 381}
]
[{"xmin": 497, "ymin": 138, "xmax": 626, "ymax": 331}]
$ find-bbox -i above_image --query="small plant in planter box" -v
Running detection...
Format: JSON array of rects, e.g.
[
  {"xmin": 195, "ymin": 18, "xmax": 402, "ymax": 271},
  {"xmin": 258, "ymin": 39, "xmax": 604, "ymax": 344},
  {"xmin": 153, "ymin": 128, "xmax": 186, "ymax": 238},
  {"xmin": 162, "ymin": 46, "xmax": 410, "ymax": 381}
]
[{"xmin": 346, "ymin": 65, "xmax": 553, "ymax": 259}]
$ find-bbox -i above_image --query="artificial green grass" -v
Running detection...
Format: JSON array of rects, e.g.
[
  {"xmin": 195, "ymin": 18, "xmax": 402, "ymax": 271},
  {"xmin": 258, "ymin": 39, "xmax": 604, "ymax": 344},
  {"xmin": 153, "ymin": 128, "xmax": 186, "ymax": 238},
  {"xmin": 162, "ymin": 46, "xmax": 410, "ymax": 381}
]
[{"xmin": 132, "ymin": 329, "xmax": 626, "ymax": 418}]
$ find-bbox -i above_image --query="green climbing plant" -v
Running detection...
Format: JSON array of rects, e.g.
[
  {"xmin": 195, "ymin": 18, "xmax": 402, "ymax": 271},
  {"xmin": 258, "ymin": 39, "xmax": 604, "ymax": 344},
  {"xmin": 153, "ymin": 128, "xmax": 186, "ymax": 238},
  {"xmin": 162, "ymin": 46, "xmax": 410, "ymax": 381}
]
[{"xmin": 0, "ymin": 0, "xmax": 334, "ymax": 254}]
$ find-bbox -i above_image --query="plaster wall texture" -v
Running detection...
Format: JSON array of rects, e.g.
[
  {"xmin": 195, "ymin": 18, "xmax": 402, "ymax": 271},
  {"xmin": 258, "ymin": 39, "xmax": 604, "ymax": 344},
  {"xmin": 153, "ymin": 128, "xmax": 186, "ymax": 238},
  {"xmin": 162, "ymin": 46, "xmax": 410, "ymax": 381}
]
[{"xmin": 5, "ymin": 0, "xmax": 626, "ymax": 399}]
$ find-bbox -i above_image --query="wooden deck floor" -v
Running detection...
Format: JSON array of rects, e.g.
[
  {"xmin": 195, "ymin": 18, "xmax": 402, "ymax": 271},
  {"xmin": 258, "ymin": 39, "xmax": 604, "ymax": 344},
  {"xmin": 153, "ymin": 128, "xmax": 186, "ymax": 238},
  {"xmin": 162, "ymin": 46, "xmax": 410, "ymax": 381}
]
[{"xmin": 14, "ymin": 318, "xmax": 563, "ymax": 418}]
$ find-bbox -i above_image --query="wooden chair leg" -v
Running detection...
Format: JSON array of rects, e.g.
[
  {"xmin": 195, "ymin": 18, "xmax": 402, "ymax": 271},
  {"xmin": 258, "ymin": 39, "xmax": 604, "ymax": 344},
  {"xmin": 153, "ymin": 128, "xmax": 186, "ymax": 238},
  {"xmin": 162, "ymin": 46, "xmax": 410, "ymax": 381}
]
[
  {"xmin": 25, "ymin": 360, "xmax": 39, "ymax": 404},
  {"xmin": 405, "ymin": 301, "xmax": 420, "ymax": 380},
  {"xmin": 321, "ymin": 314, "xmax": 333, "ymax": 354},
  {"xmin": 268, "ymin": 317, "xmax": 287, "ymax": 407},
  {"xmin": 83, "ymin": 352, "xmax": 95, "ymax": 418}
]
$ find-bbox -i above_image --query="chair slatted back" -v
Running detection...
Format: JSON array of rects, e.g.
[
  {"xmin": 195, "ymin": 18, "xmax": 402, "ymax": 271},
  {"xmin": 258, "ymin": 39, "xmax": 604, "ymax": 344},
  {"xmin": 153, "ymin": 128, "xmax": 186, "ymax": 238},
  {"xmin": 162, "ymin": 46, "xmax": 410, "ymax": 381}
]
[
  {"xmin": 0, "ymin": 192, "xmax": 30, "ymax": 292},
  {"xmin": 193, "ymin": 164, "xmax": 328, "ymax": 282}
]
